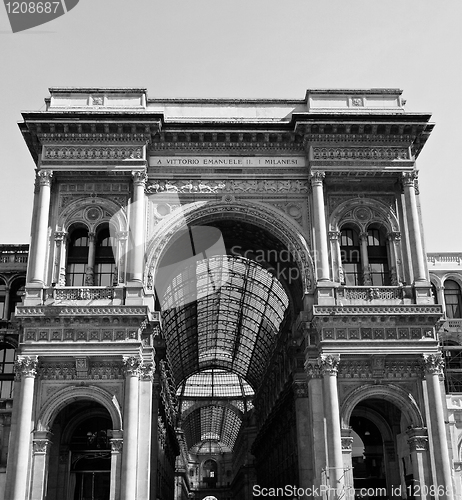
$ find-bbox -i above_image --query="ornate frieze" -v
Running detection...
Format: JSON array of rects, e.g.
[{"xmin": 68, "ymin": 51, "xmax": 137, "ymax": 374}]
[
  {"xmin": 15, "ymin": 305, "xmax": 154, "ymax": 317},
  {"xmin": 312, "ymin": 146, "xmax": 410, "ymax": 161},
  {"xmin": 15, "ymin": 356, "xmax": 38, "ymax": 379},
  {"xmin": 318, "ymin": 325, "xmax": 433, "ymax": 342},
  {"xmin": 38, "ymin": 132, "xmax": 150, "ymax": 143},
  {"xmin": 22, "ymin": 327, "xmax": 140, "ymax": 343},
  {"xmin": 313, "ymin": 304, "xmax": 442, "ymax": 316},
  {"xmin": 38, "ymin": 360, "xmax": 124, "ymax": 380},
  {"xmin": 145, "ymin": 178, "xmax": 309, "ymax": 194},
  {"xmin": 43, "ymin": 146, "xmax": 144, "ymax": 161},
  {"xmin": 422, "ymin": 353, "xmax": 445, "ymax": 375}
]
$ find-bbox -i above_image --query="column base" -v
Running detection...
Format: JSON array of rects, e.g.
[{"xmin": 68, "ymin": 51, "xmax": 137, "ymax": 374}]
[
  {"xmin": 316, "ymin": 281, "xmax": 336, "ymax": 305},
  {"xmin": 414, "ymin": 282, "xmax": 433, "ymax": 304},
  {"xmin": 23, "ymin": 284, "xmax": 45, "ymax": 306}
]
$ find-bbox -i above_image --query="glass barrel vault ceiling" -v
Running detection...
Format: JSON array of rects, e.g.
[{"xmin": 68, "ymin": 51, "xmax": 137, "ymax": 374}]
[
  {"xmin": 161, "ymin": 255, "xmax": 289, "ymax": 452},
  {"xmin": 161, "ymin": 255, "xmax": 289, "ymax": 390}
]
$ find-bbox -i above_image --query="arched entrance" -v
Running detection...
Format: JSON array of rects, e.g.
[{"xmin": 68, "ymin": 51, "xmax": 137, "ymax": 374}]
[
  {"xmin": 146, "ymin": 205, "xmax": 311, "ymax": 499},
  {"xmin": 45, "ymin": 401, "xmax": 116, "ymax": 500}
]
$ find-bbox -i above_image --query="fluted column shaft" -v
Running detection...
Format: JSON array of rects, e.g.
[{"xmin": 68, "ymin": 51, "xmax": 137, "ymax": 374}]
[
  {"xmin": 402, "ymin": 172, "xmax": 426, "ymax": 282},
  {"xmin": 29, "ymin": 170, "xmax": 52, "ymax": 284},
  {"xmin": 423, "ymin": 354, "xmax": 453, "ymax": 500},
  {"xmin": 320, "ymin": 355, "xmax": 344, "ymax": 498},
  {"xmin": 129, "ymin": 171, "xmax": 147, "ymax": 283},
  {"xmin": 121, "ymin": 357, "xmax": 140, "ymax": 500},
  {"xmin": 10, "ymin": 356, "xmax": 38, "ymax": 500},
  {"xmin": 310, "ymin": 171, "xmax": 329, "ymax": 281}
]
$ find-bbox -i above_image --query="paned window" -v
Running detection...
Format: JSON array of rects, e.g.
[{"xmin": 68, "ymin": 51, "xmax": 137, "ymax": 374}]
[
  {"xmin": 94, "ymin": 228, "xmax": 115, "ymax": 286},
  {"xmin": 367, "ymin": 227, "xmax": 390, "ymax": 286},
  {"xmin": 444, "ymin": 280, "xmax": 462, "ymax": 318},
  {"xmin": 0, "ymin": 344, "xmax": 15, "ymax": 399},
  {"xmin": 66, "ymin": 228, "xmax": 89, "ymax": 286},
  {"xmin": 340, "ymin": 227, "xmax": 361, "ymax": 285}
]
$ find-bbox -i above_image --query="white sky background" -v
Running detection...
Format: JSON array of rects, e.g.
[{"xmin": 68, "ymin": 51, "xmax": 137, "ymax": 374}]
[{"xmin": 0, "ymin": 0, "xmax": 460, "ymax": 250}]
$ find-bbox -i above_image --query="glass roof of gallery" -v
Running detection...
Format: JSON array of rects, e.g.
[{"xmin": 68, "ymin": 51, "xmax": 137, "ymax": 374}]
[{"xmin": 161, "ymin": 255, "xmax": 289, "ymax": 391}]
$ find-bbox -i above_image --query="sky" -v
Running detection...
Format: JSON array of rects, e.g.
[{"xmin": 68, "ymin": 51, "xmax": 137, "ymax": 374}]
[{"xmin": 0, "ymin": 0, "xmax": 461, "ymax": 251}]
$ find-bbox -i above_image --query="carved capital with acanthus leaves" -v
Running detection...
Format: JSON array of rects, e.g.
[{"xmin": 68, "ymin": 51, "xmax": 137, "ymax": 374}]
[
  {"xmin": 122, "ymin": 356, "xmax": 142, "ymax": 377},
  {"xmin": 293, "ymin": 378, "xmax": 309, "ymax": 398},
  {"xmin": 310, "ymin": 170, "xmax": 325, "ymax": 187},
  {"xmin": 406, "ymin": 427, "xmax": 429, "ymax": 451},
  {"xmin": 139, "ymin": 362, "xmax": 155, "ymax": 381},
  {"xmin": 37, "ymin": 169, "xmax": 53, "ymax": 187},
  {"xmin": 318, "ymin": 354, "xmax": 340, "ymax": 376},
  {"xmin": 131, "ymin": 170, "xmax": 148, "ymax": 186},
  {"xmin": 402, "ymin": 171, "xmax": 418, "ymax": 189},
  {"xmin": 15, "ymin": 355, "xmax": 38, "ymax": 380},
  {"xmin": 422, "ymin": 353, "xmax": 445, "ymax": 376}
]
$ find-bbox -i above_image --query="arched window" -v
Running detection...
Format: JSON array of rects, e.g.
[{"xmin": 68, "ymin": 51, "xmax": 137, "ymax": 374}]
[
  {"xmin": 367, "ymin": 227, "xmax": 390, "ymax": 286},
  {"xmin": 0, "ymin": 280, "xmax": 6, "ymax": 320},
  {"xmin": 340, "ymin": 227, "xmax": 361, "ymax": 285},
  {"xmin": 66, "ymin": 227, "xmax": 89, "ymax": 286},
  {"xmin": 8, "ymin": 278, "xmax": 25, "ymax": 319},
  {"xmin": 0, "ymin": 343, "xmax": 15, "ymax": 399},
  {"xmin": 94, "ymin": 227, "xmax": 115, "ymax": 286},
  {"xmin": 444, "ymin": 280, "xmax": 462, "ymax": 319},
  {"xmin": 431, "ymin": 283, "xmax": 438, "ymax": 304}
]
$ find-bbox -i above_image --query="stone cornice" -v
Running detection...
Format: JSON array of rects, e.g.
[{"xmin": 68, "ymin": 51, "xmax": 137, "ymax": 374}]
[
  {"xmin": 313, "ymin": 304, "xmax": 443, "ymax": 317},
  {"xmin": 15, "ymin": 305, "xmax": 154, "ymax": 318}
]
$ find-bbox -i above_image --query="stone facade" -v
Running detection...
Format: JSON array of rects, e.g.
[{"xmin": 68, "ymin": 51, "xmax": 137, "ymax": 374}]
[{"xmin": 0, "ymin": 87, "xmax": 459, "ymax": 499}]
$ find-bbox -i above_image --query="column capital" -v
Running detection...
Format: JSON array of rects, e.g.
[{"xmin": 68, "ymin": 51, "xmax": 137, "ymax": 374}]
[
  {"xmin": 319, "ymin": 354, "xmax": 340, "ymax": 376},
  {"xmin": 32, "ymin": 432, "xmax": 52, "ymax": 455},
  {"xmin": 110, "ymin": 438, "xmax": 123, "ymax": 454},
  {"xmin": 401, "ymin": 170, "xmax": 418, "ymax": 188},
  {"xmin": 328, "ymin": 230, "xmax": 341, "ymax": 241},
  {"xmin": 310, "ymin": 170, "xmax": 325, "ymax": 186},
  {"xmin": 388, "ymin": 231, "xmax": 401, "ymax": 242},
  {"xmin": 406, "ymin": 428, "xmax": 429, "ymax": 451},
  {"xmin": 54, "ymin": 230, "xmax": 67, "ymax": 242},
  {"xmin": 123, "ymin": 356, "xmax": 142, "ymax": 377},
  {"xmin": 37, "ymin": 169, "xmax": 53, "ymax": 187},
  {"xmin": 131, "ymin": 170, "xmax": 148, "ymax": 186},
  {"xmin": 15, "ymin": 355, "xmax": 38, "ymax": 379},
  {"xmin": 359, "ymin": 231, "xmax": 369, "ymax": 241},
  {"xmin": 341, "ymin": 436, "xmax": 354, "ymax": 451},
  {"xmin": 306, "ymin": 359, "xmax": 322, "ymax": 379},
  {"xmin": 422, "ymin": 353, "xmax": 445, "ymax": 376},
  {"xmin": 139, "ymin": 362, "xmax": 155, "ymax": 381}
]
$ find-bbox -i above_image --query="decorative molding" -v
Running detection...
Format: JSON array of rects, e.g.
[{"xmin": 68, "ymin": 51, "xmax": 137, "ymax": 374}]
[
  {"xmin": 313, "ymin": 304, "xmax": 443, "ymax": 316},
  {"xmin": 15, "ymin": 355, "xmax": 38, "ymax": 379},
  {"xmin": 145, "ymin": 178, "xmax": 309, "ymax": 194},
  {"xmin": 16, "ymin": 305, "xmax": 152, "ymax": 317},
  {"xmin": 43, "ymin": 146, "xmax": 144, "ymax": 161},
  {"xmin": 313, "ymin": 147, "xmax": 410, "ymax": 161}
]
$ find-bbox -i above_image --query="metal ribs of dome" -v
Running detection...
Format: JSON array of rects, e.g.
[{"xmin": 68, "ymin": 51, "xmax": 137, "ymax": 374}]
[{"xmin": 161, "ymin": 255, "xmax": 289, "ymax": 390}]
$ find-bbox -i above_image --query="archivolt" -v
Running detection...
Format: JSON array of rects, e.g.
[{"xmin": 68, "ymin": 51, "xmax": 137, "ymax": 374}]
[
  {"xmin": 36, "ymin": 385, "xmax": 123, "ymax": 432},
  {"xmin": 144, "ymin": 200, "xmax": 314, "ymax": 293},
  {"xmin": 340, "ymin": 383, "xmax": 424, "ymax": 429},
  {"xmin": 329, "ymin": 197, "xmax": 399, "ymax": 234}
]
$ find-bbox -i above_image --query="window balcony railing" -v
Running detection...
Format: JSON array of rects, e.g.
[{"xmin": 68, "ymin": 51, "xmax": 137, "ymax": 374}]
[
  {"xmin": 336, "ymin": 286, "xmax": 408, "ymax": 305},
  {"xmin": 53, "ymin": 287, "xmax": 115, "ymax": 301}
]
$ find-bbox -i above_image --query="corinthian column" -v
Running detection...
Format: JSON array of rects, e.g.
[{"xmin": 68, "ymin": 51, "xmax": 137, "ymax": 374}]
[
  {"xmin": 310, "ymin": 171, "xmax": 330, "ymax": 282},
  {"xmin": 319, "ymin": 354, "xmax": 344, "ymax": 498},
  {"xmin": 7, "ymin": 356, "xmax": 38, "ymax": 500},
  {"xmin": 128, "ymin": 171, "xmax": 147, "ymax": 283},
  {"xmin": 402, "ymin": 172, "xmax": 426, "ymax": 282},
  {"xmin": 121, "ymin": 357, "xmax": 141, "ymax": 500},
  {"xmin": 29, "ymin": 170, "xmax": 53, "ymax": 284},
  {"xmin": 422, "ymin": 354, "xmax": 454, "ymax": 500}
]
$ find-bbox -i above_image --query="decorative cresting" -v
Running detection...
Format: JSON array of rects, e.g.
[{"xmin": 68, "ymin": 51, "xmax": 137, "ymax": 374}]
[
  {"xmin": 36, "ymin": 385, "xmax": 123, "ymax": 432},
  {"xmin": 422, "ymin": 353, "xmax": 445, "ymax": 376},
  {"xmin": 15, "ymin": 355, "xmax": 38, "ymax": 380},
  {"xmin": 340, "ymin": 384, "xmax": 425, "ymax": 429},
  {"xmin": 144, "ymin": 200, "xmax": 314, "ymax": 293}
]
